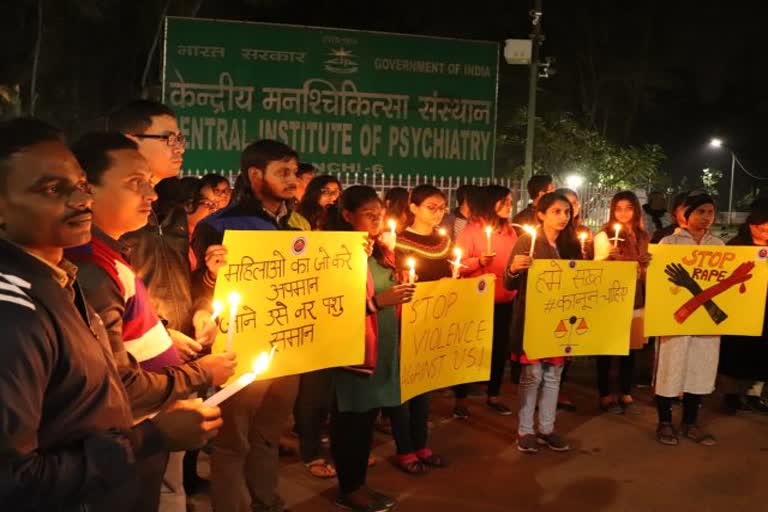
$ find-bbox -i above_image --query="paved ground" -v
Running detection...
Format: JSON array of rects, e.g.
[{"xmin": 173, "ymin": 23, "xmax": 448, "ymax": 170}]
[{"xmin": 190, "ymin": 352, "xmax": 768, "ymax": 512}]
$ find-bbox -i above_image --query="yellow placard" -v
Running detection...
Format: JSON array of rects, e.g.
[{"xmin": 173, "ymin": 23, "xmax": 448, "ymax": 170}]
[
  {"xmin": 523, "ymin": 259, "xmax": 637, "ymax": 359},
  {"xmin": 212, "ymin": 230, "xmax": 368, "ymax": 382},
  {"xmin": 399, "ymin": 276, "xmax": 494, "ymax": 403},
  {"xmin": 645, "ymin": 245, "xmax": 768, "ymax": 336}
]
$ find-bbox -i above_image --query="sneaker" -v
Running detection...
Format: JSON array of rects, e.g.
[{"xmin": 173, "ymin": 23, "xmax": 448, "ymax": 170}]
[
  {"xmin": 681, "ymin": 423, "xmax": 717, "ymax": 446},
  {"xmin": 517, "ymin": 434, "xmax": 539, "ymax": 453},
  {"xmin": 452, "ymin": 405, "xmax": 470, "ymax": 419},
  {"xmin": 746, "ymin": 396, "xmax": 768, "ymax": 414},
  {"xmin": 486, "ymin": 400, "xmax": 513, "ymax": 416},
  {"xmin": 722, "ymin": 394, "xmax": 750, "ymax": 415},
  {"xmin": 656, "ymin": 422, "xmax": 679, "ymax": 446},
  {"xmin": 536, "ymin": 432, "xmax": 571, "ymax": 452},
  {"xmin": 362, "ymin": 487, "xmax": 396, "ymax": 510}
]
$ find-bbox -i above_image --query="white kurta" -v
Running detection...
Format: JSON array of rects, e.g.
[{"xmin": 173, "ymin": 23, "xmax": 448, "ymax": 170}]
[{"xmin": 653, "ymin": 229, "xmax": 723, "ymax": 397}]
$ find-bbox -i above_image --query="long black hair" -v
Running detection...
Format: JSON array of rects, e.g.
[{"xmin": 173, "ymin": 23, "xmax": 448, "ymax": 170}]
[
  {"xmin": 536, "ymin": 192, "xmax": 582, "ymax": 259},
  {"xmin": 297, "ymin": 175, "xmax": 342, "ymax": 230},
  {"xmin": 331, "ymin": 185, "xmax": 392, "ymax": 267},
  {"xmin": 480, "ymin": 185, "xmax": 512, "ymax": 229}
]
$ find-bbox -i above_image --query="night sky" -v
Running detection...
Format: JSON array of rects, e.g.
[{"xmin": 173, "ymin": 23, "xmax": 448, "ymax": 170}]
[{"xmin": 2, "ymin": 0, "xmax": 766, "ymax": 199}]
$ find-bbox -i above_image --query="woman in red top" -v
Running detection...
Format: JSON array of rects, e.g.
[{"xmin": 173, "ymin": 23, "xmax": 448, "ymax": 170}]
[{"xmin": 453, "ymin": 185, "xmax": 518, "ymax": 418}]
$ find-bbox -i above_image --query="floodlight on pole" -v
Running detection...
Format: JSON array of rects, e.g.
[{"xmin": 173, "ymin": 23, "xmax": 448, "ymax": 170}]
[
  {"xmin": 565, "ymin": 174, "xmax": 585, "ymax": 190},
  {"xmin": 709, "ymin": 138, "xmax": 723, "ymax": 148},
  {"xmin": 707, "ymin": 137, "xmax": 735, "ymax": 225}
]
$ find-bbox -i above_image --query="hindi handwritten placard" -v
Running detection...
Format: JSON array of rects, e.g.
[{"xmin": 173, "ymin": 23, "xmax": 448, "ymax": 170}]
[
  {"xmin": 645, "ymin": 245, "xmax": 768, "ymax": 336},
  {"xmin": 523, "ymin": 260, "xmax": 637, "ymax": 359},
  {"xmin": 400, "ymin": 276, "xmax": 494, "ymax": 402},
  {"xmin": 212, "ymin": 230, "xmax": 368, "ymax": 383}
]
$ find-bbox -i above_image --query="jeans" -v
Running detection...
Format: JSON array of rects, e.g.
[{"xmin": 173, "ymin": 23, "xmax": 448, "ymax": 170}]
[
  {"xmin": 517, "ymin": 363, "xmax": 563, "ymax": 436},
  {"xmin": 210, "ymin": 375, "xmax": 299, "ymax": 512},
  {"xmin": 329, "ymin": 404, "xmax": 378, "ymax": 494},
  {"xmin": 383, "ymin": 393, "xmax": 430, "ymax": 455},
  {"xmin": 294, "ymin": 369, "xmax": 333, "ymax": 463}
]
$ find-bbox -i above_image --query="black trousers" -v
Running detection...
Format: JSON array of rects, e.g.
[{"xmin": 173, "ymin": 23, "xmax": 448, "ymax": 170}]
[
  {"xmin": 596, "ymin": 353, "xmax": 636, "ymax": 397},
  {"xmin": 455, "ymin": 302, "xmax": 514, "ymax": 399},
  {"xmin": 656, "ymin": 393, "xmax": 702, "ymax": 424},
  {"xmin": 330, "ymin": 404, "xmax": 378, "ymax": 494},
  {"xmin": 294, "ymin": 369, "xmax": 334, "ymax": 463},
  {"xmin": 383, "ymin": 392, "xmax": 430, "ymax": 454}
]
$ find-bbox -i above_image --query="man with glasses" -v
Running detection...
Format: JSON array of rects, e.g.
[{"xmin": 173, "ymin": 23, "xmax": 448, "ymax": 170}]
[{"xmin": 109, "ymin": 100, "xmax": 223, "ymax": 508}]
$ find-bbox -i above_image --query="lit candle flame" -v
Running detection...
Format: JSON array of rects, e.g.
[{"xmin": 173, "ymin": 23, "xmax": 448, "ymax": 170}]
[
  {"xmin": 211, "ymin": 300, "xmax": 224, "ymax": 322},
  {"xmin": 227, "ymin": 291, "xmax": 241, "ymax": 308},
  {"xmin": 522, "ymin": 225, "xmax": 537, "ymax": 258},
  {"xmin": 252, "ymin": 346, "xmax": 277, "ymax": 375},
  {"xmin": 438, "ymin": 228, "xmax": 447, "ymax": 237},
  {"xmin": 407, "ymin": 257, "xmax": 416, "ymax": 284},
  {"xmin": 388, "ymin": 219, "xmax": 397, "ymax": 235},
  {"xmin": 578, "ymin": 232, "xmax": 587, "ymax": 242},
  {"xmin": 613, "ymin": 223, "xmax": 622, "ymax": 248}
]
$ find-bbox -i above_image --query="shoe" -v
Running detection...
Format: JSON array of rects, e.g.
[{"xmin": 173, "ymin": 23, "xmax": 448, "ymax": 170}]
[
  {"xmin": 681, "ymin": 423, "xmax": 717, "ymax": 446},
  {"xmin": 722, "ymin": 394, "xmax": 750, "ymax": 415},
  {"xmin": 536, "ymin": 432, "xmax": 571, "ymax": 452},
  {"xmin": 599, "ymin": 397, "xmax": 622, "ymax": 414},
  {"xmin": 746, "ymin": 396, "xmax": 768, "ymax": 414},
  {"xmin": 517, "ymin": 434, "xmax": 539, "ymax": 453},
  {"xmin": 486, "ymin": 400, "xmax": 513, "ymax": 416},
  {"xmin": 656, "ymin": 422, "xmax": 679, "ymax": 446},
  {"xmin": 557, "ymin": 397, "xmax": 577, "ymax": 412},
  {"xmin": 335, "ymin": 491, "xmax": 391, "ymax": 512},
  {"xmin": 452, "ymin": 405, "xmax": 470, "ymax": 419},
  {"xmin": 362, "ymin": 487, "xmax": 396, "ymax": 509}
]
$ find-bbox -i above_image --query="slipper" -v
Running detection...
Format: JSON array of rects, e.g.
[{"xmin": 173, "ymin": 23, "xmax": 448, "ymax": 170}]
[{"xmin": 304, "ymin": 459, "xmax": 337, "ymax": 479}]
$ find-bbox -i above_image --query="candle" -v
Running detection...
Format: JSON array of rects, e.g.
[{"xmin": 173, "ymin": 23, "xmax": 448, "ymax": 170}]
[
  {"xmin": 522, "ymin": 225, "xmax": 537, "ymax": 258},
  {"xmin": 578, "ymin": 231, "xmax": 587, "ymax": 257},
  {"xmin": 451, "ymin": 247, "xmax": 462, "ymax": 279},
  {"xmin": 226, "ymin": 291, "xmax": 241, "ymax": 352},
  {"xmin": 211, "ymin": 300, "xmax": 224, "ymax": 322},
  {"xmin": 484, "ymin": 225, "xmax": 493, "ymax": 255},
  {"xmin": 407, "ymin": 257, "xmax": 416, "ymax": 284},
  {"xmin": 438, "ymin": 227, "xmax": 448, "ymax": 238},
  {"xmin": 388, "ymin": 219, "xmax": 397, "ymax": 236},
  {"xmin": 202, "ymin": 348, "xmax": 275, "ymax": 408},
  {"xmin": 613, "ymin": 223, "xmax": 621, "ymax": 248}
]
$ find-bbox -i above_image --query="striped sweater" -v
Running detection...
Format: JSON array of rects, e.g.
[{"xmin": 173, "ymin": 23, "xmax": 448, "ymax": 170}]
[{"xmin": 67, "ymin": 233, "xmax": 182, "ymax": 372}]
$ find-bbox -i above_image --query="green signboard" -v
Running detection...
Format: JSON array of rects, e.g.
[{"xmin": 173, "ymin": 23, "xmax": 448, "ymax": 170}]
[{"xmin": 163, "ymin": 17, "xmax": 499, "ymax": 177}]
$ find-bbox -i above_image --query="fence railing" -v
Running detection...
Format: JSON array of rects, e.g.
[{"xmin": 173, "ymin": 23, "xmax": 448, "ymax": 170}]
[{"xmin": 184, "ymin": 170, "xmax": 618, "ymax": 228}]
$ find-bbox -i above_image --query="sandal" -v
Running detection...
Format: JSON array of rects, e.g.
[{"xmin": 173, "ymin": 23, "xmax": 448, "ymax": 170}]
[
  {"xmin": 396, "ymin": 454, "xmax": 427, "ymax": 475},
  {"xmin": 418, "ymin": 453, "xmax": 447, "ymax": 468},
  {"xmin": 305, "ymin": 458, "xmax": 337, "ymax": 479},
  {"xmin": 681, "ymin": 424, "xmax": 717, "ymax": 446},
  {"xmin": 656, "ymin": 422, "xmax": 679, "ymax": 446}
]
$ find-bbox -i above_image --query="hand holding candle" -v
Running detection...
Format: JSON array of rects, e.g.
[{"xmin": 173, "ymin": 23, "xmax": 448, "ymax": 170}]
[
  {"xmin": 612, "ymin": 223, "xmax": 622, "ymax": 248},
  {"xmin": 578, "ymin": 231, "xmax": 588, "ymax": 258},
  {"xmin": 451, "ymin": 247, "xmax": 462, "ymax": 279},
  {"xmin": 226, "ymin": 292, "xmax": 241, "ymax": 352},
  {"xmin": 202, "ymin": 347, "xmax": 276, "ymax": 408},
  {"xmin": 484, "ymin": 225, "xmax": 493, "ymax": 255},
  {"xmin": 381, "ymin": 219, "xmax": 397, "ymax": 252},
  {"xmin": 407, "ymin": 257, "xmax": 416, "ymax": 284},
  {"xmin": 522, "ymin": 225, "xmax": 537, "ymax": 258}
]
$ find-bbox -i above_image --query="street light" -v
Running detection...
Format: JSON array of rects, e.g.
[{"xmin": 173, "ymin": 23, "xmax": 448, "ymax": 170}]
[
  {"xmin": 565, "ymin": 174, "xmax": 585, "ymax": 190},
  {"xmin": 707, "ymin": 137, "xmax": 736, "ymax": 226}
]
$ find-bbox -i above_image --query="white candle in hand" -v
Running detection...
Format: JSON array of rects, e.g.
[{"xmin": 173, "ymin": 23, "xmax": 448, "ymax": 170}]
[
  {"xmin": 202, "ymin": 348, "xmax": 275, "ymax": 408},
  {"xmin": 211, "ymin": 300, "xmax": 224, "ymax": 322},
  {"xmin": 226, "ymin": 291, "xmax": 241, "ymax": 352},
  {"xmin": 388, "ymin": 219, "xmax": 397, "ymax": 236},
  {"xmin": 578, "ymin": 232, "xmax": 587, "ymax": 258},
  {"xmin": 485, "ymin": 225, "xmax": 493, "ymax": 255},
  {"xmin": 613, "ymin": 223, "xmax": 621, "ymax": 248},
  {"xmin": 451, "ymin": 248, "xmax": 462, "ymax": 279},
  {"xmin": 407, "ymin": 257, "xmax": 416, "ymax": 284},
  {"xmin": 522, "ymin": 225, "xmax": 537, "ymax": 258}
]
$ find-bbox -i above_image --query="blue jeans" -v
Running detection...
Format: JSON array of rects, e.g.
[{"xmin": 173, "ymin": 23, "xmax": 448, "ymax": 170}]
[{"xmin": 517, "ymin": 362, "xmax": 563, "ymax": 436}]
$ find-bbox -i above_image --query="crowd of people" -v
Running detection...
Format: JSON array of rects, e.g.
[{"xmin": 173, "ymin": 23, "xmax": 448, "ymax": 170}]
[{"xmin": 1, "ymin": 99, "xmax": 767, "ymax": 512}]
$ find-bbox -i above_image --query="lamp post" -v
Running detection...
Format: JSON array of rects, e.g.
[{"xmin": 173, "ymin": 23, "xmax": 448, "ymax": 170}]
[
  {"xmin": 709, "ymin": 138, "xmax": 736, "ymax": 226},
  {"xmin": 524, "ymin": 0, "xmax": 544, "ymax": 194}
]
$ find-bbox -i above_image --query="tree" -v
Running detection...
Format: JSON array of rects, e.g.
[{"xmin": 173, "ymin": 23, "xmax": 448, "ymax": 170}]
[{"xmin": 497, "ymin": 108, "xmax": 666, "ymax": 189}]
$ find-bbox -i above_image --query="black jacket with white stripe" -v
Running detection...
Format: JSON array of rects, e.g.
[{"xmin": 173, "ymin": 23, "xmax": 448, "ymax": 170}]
[{"xmin": 0, "ymin": 238, "xmax": 166, "ymax": 512}]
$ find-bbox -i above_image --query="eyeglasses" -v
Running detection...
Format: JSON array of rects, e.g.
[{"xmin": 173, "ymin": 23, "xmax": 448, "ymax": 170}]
[
  {"xmin": 133, "ymin": 132, "xmax": 186, "ymax": 147},
  {"xmin": 321, "ymin": 188, "xmax": 340, "ymax": 198},
  {"xmin": 212, "ymin": 186, "xmax": 231, "ymax": 197}
]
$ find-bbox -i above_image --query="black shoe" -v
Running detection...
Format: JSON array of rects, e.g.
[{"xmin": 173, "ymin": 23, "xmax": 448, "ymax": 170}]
[
  {"xmin": 486, "ymin": 400, "xmax": 513, "ymax": 416},
  {"xmin": 722, "ymin": 394, "xmax": 749, "ymax": 415},
  {"xmin": 746, "ymin": 396, "xmax": 768, "ymax": 414},
  {"xmin": 335, "ymin": 491, "xmax": 391, "ymax": 512},
  {"xmin": 362, "ymin": 487, "xmax": 396, "ymax": 509},
  {"xmin": 452, "ymin": 405, "xmax": 470, "ymax": 419}
]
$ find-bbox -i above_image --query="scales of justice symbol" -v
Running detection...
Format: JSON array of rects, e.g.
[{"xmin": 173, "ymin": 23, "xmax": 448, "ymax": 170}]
[{"xmin": 553, "ymin": 315, "xmax": 589, "ymax": 354}]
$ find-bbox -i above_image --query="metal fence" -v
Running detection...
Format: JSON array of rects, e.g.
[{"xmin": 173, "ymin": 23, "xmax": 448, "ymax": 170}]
[{"xmin": 187, "ymin": 169, "xmax": 618, "ymax": 229}]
